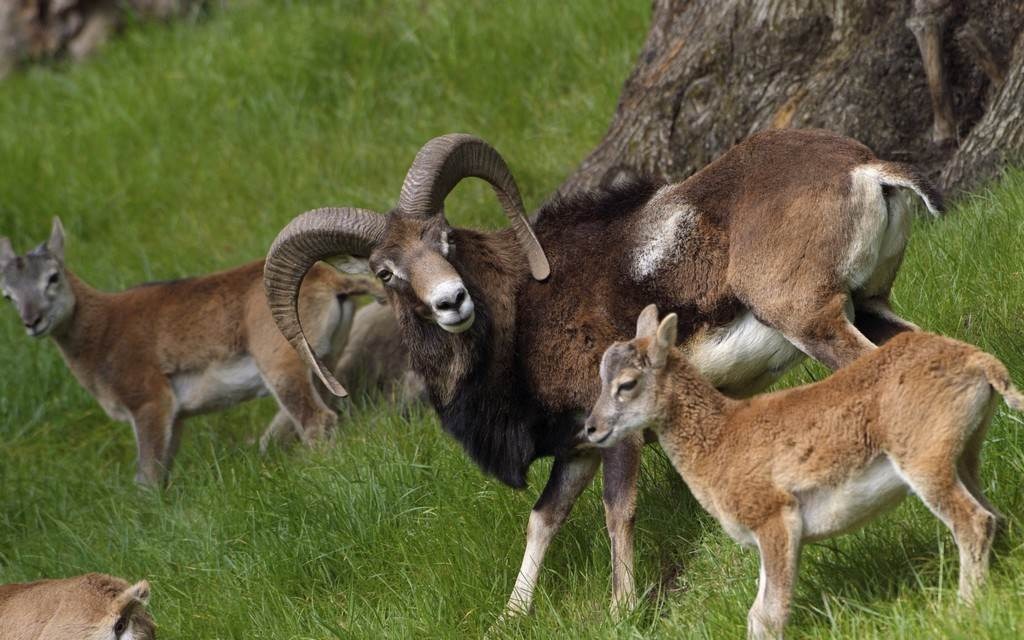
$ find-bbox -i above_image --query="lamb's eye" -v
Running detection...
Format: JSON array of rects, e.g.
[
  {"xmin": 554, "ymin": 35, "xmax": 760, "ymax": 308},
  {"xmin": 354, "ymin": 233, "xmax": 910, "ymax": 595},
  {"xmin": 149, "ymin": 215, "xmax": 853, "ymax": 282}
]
[
  {"xmin": 47, "ymin": 273, "xmax": 59, "ymax": 285},
  {"xmin": 113, "ymin": 615, "xmax": 127, "ymax": 636},
  {"xmin": 617, "ymin": 378, "xmax": 638, "ymax": 393},
  {"xmin": 376, "ymin": 268, "xmax": 393, "ymax": 283}
]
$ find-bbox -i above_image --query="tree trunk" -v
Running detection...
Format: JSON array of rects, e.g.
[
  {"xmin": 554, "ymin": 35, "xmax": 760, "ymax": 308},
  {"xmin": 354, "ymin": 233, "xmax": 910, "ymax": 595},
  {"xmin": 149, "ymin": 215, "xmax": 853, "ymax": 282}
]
[{"xmin": 558, "ymin": 0, "xmax": 1024, "ymax": 199}]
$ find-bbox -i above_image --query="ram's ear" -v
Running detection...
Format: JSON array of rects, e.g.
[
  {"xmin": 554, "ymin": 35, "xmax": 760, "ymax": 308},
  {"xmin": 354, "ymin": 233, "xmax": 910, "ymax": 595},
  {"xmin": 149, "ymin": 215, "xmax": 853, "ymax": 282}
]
[
  {"xmin": 46, "ymin": 217, "xmax": 65, "ymax": 262},
  {"xmin": 0, "ymin": 237, "xmax": 13, "ymax": 270},
  {"xmin": 326, "ymin": 255, "xmax": 370, "ymax": 275},
  {"xmin": 648, "ymin": 313, "xmax": 678, "ymax": 369},
  {"xmin": 635, "ymin": 304, "xmax": 659, "ymax": 339}
]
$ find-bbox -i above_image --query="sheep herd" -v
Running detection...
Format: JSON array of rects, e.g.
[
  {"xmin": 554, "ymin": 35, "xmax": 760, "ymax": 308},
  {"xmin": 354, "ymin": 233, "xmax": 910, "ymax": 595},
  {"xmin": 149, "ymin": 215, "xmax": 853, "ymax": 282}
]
[{"xmin": 0, "ymin": 127, "xmax": 1017, "ymax": 639}]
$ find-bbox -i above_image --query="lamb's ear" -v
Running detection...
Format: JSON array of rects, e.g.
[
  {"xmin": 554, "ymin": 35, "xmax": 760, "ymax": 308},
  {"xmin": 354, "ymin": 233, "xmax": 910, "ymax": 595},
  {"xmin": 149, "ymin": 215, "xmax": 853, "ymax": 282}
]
[
  {"xmin": 46, "ymin": 217, "xmax": 65, "ymax": 262},
  {"xmin": 114, "ymin": 580, "xmax": 150, "ymax": 610},
  {"xmin": 0, "ymin": 237, "xmax": 13, "ymax": 269},
  {"xmin": 649, "ymin": 313, "xmax": 678, "ymax": 369},
  {"xmin": 635, "ymin": 304, "xmax": 660, "ymax": 339}
]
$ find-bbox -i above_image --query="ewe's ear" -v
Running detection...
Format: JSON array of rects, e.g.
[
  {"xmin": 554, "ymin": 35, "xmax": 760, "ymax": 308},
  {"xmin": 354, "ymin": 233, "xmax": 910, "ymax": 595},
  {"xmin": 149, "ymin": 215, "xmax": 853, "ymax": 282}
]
[
  {"xmin": 115, "ymin": 580, "xmax": 150, "ymax": 610},
  {"xmin": 648, "ymin": 313, "xmax": 678, "ymax": 369},
  {"xmin": 635, "ymin": 304, "xmax": 660, "ymax": 339},
  {"xmin": 46, "ymin": 217, "xmax": 65, "ymax": 261},
  {"xmin": 326, "ymin": 255, "xmax": 370, "ymax": 276},
  {"xmin": 0, "ymin": 237, "xmax": 13, "ymax": 269}
]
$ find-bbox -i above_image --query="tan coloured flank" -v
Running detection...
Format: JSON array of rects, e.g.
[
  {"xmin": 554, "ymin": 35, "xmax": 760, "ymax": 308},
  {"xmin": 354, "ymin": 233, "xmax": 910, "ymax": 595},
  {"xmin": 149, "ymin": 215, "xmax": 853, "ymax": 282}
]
[
  {"xmin": 0, "ymin": 573, "xmax": 155, "ymax": 640},
  {"xmin": 0, "ymin": 218, "xmax": 380, "ymax": 486},
  {"xmin": 586, "ymin": 305, "xmax": 1022, "ymax": 639}
]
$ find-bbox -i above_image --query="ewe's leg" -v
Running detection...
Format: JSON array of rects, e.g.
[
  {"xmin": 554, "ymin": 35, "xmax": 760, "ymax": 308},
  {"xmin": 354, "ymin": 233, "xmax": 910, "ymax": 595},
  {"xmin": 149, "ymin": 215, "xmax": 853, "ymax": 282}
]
[
  {"xmin": 258, "ymin": 410, "xmax": 301, "ymax": 454},
  {"xmin": 254, "ymin": 345, "xmax": 337, "ymax": 446},
  {"xmin": 503, "ymin": 453, "xmax": 601, "ymax": 617},
  {"xmin": 129, "ymin": 387, "xmax": 177, "ymax": 487},
  {"xmin": 853, "ymin": 296, "xmax": 920, "ymax": 346},
  {"xmin": 749, "ymin": 508, "xmax": 803, "ymax": 640},
  {"xmin": 602, "ymin": 432, "xmax": 643, "ymax": 616},
  {"xmin": 904, "ymin": 466, "xmax": 997, "ymax": 603}
]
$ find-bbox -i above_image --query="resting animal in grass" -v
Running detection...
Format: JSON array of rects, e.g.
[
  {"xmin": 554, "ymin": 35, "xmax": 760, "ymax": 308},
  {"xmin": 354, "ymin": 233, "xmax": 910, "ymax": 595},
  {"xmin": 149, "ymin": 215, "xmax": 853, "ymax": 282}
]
[
  {"xmin": 0, "ymin": 573, "xmax": 154, "ymax": 640},
  {"xmin": 0, "ymin": 217, "xmax": 380, "ymax": 486},
  {"xmin": 585, "ymin": 305, "xmax": 1019, "ymax": 639}
]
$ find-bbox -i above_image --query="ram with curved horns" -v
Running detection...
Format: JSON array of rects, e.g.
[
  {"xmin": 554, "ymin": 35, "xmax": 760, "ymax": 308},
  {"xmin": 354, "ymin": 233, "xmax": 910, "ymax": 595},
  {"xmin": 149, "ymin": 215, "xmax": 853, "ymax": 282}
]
[{"xmin": 263, "ymin": 129, "xmax": 942, "ymax": 616}]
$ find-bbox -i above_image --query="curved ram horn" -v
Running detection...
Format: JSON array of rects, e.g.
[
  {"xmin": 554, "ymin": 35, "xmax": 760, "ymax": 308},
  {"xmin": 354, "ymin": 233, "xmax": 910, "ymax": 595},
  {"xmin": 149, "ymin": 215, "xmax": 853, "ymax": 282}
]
[
  {"xmin": 264, "ymin": 207, "xmax": 387, "ymax": 396},
  {"xmin": 398, "ymin": 133, "xmax": 550, "ymax": 281}
]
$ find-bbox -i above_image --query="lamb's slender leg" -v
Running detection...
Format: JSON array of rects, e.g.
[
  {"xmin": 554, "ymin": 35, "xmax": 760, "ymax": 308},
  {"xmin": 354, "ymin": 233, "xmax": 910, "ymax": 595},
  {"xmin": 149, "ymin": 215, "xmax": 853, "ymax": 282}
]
[
  {"xmin": 901, "ymin": 465, "xmax": 997, "ymax": 602},
  {"xmin": 129, "ymin": 387, "xmax": 177, "ymax": 487},
  {"xmin": 907, "ymin": 0, "xmax": 956, "ymax": 145},
  {"xmin": 602, "ymin": 431, "xmax": 643, "ymax": 616},
  {"xmin": 749, "ymin": 507, "xmax": 803, "ymax": 640},
  {"xmin": 957, "ymin": 400, "xmax": 1006, "ymax": 524},
  {"xmin": 503, "ymin": 452, "xmax": 601, "ymax": 617}
]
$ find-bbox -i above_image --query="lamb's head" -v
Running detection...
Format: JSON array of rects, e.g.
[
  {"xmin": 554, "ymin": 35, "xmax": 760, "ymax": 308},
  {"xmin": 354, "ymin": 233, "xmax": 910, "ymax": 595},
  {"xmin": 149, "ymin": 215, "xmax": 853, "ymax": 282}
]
[
  {"xmin": 0, "ymin": 217, "xmax": 75, "ymax": 338},
  {"xmin": 1, "ymin": 574, "xmax": 155, "ymax": 640},
  {"xmin": 264, "ymin": 134, "xmax": 550, "ymax": 396},
  {"xmin": 585, "ymin": 304, "xmax": 678, "ymax": 446}
]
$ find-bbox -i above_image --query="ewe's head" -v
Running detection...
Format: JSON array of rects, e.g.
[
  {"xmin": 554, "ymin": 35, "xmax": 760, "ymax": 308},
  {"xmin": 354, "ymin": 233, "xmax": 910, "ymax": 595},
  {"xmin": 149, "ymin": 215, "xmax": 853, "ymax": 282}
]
[
  {"xmin": 585, "ymin": 305, "xmax": 678, "ymax": 446},
  {"xmin": 264, "ymin": 134, "xmax": 550, "ymax": 396},
  {"xmin": 21, "ymin": 574, "xmax": 155, "ymax": 640},
  {"xmin": 0, "ymin": 217, "xmax": 75, "ymax": 338}
]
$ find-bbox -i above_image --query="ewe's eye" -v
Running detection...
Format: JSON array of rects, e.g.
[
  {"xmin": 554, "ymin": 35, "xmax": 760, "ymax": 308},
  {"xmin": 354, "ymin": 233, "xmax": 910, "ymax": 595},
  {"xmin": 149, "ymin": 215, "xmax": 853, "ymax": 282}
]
[
  {"xmin": 113, "ymin": 615, "xmax": 128, "ymax": 636},
  {"xmin": 47, "ymin": 272, "xmax": 59, "ymax": 286},
  {"xmin": 617, "ymin": 378, "xmax": 638, "ymax": 394},
  {"xmin": 376, "ymin": 268, "xmax": 393, "ymax": 283}
]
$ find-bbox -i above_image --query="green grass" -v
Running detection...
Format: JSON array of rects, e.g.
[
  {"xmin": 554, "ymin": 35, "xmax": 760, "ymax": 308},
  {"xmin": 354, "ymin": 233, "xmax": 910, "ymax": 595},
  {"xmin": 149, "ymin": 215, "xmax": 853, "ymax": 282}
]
[{"xmin": 1, "ymin": 1, "xmax": 1023, "ymax": 638}]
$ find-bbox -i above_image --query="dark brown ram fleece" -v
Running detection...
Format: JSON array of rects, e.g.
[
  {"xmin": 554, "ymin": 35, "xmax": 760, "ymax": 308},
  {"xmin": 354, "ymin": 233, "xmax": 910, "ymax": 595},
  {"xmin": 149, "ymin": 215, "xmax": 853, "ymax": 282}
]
[{"xmin": 264, "ymin": 128, "xmax": 943, "ymax": 615}]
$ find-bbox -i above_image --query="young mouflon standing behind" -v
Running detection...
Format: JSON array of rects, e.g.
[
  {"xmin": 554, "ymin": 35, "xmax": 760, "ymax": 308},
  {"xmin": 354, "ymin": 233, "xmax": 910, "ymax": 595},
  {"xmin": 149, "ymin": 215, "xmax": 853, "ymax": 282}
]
[
  {"xmin": 586, "ymin": 304, "xmax": 1021, "ymax": 639},
  {"xmin": 0, "ymin": 218, "xmax": 379, "ymax": 486}
]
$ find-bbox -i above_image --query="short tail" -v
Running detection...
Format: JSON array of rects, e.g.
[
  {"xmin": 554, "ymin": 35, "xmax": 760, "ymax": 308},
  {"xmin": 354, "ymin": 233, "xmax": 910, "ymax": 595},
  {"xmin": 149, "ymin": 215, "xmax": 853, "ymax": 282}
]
[
  {"xmin": 872, "ymin": 161, "xmax": 945, "ymax": 217},
  {"xmin": 972, "ymin": 352, "xmax": 1024, "ymax": 412}
]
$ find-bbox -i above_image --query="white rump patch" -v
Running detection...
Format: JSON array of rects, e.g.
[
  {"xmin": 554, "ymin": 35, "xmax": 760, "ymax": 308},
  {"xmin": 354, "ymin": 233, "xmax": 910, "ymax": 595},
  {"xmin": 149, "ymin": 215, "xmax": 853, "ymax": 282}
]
[
  {"xmin": 687, "ymin": 312, "xmax": 804, "ymax": 394},
  {"xmin": 631, "ymin": 186, "xmax": 696, "ymax": 280}
]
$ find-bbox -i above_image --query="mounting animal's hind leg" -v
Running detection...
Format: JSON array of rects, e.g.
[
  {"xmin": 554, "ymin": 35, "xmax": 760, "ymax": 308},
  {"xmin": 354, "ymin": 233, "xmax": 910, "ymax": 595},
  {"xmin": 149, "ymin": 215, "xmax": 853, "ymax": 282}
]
[
  {"xmin": 767, "ymin": 293, "xmax": 876, "ymax": 371},
  {"xmin": 854, "ymin": 296, "xmax": 920, "ymax": 346},
  {"xmin": 603, "ymin": 431, "xmax": 643, "ymax": 617},
  {"xmin": 259, "ymin": 410, "xmax": 301, "ymax": 454},
  {"xmin": 503, "ymin": 452, "xmax": 600, "ymax": 617}
]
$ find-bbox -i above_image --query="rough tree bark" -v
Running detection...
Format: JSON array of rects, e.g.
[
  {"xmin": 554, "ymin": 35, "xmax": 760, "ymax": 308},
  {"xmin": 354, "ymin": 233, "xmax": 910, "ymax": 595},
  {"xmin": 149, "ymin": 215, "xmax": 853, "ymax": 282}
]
[{"xmin": 559, "ymin": 0, "xmax": 1024, "ymax": 198}]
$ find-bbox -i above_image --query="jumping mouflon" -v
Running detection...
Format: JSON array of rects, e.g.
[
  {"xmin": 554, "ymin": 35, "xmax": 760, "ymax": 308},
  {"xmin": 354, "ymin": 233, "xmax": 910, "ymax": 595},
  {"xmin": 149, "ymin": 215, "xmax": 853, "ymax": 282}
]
[
  {"xmin": 586, "ymin": 305, "xmax": 1019, "ymax": 639},
  {"xmin": 264, "ymin": 129, "xmax": 942, "ymax": 615},
  {"xmin": 0, "ymin": 573, "xmax": 155, "ymax": 640},
  {"xmin": 0, "ymin": 217, "xmax": 379, "ymax": 486}
]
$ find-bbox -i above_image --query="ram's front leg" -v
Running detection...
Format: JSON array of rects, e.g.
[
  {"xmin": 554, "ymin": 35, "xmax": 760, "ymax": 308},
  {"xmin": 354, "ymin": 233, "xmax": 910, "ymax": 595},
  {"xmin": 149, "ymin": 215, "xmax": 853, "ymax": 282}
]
[
  {"xmin": 503, "ymin": 452, "xmax": 600, "ymax": 617},
  {"xmin": 602, "ymin": 431, "xmax": 643, "ymax": 617}
]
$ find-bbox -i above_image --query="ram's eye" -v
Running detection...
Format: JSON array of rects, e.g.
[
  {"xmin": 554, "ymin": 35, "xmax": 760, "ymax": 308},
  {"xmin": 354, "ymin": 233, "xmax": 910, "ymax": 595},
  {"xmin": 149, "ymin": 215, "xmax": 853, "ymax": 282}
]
[
  {"xmin": 113, "ymin": 615, "xmax": 127, "ymax": 636},
  {"xmin": 376, "ymin": 269, "xmax": 393, "ymax": 283},
  {"xmin": 47, "ymin": 273, "xmax": 59, "ymax": 285},
  {"xmin": 617, "ymin": 378, "xmax": 638, "ymax": 393}
]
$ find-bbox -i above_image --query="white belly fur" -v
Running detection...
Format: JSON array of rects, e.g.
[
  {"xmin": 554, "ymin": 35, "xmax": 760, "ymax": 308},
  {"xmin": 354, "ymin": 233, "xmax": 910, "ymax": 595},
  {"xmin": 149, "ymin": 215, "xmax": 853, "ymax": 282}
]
[
  {"xmin": 687, "ymin": 312, "xmax": 804, "ymax": 394},
  {"xmin": 171, "ymin": 356, "xmax": 268, "ymax": 416},
  {"xmin": 795, "ymin": 455, "xmax": 909, "ymax": 541}
]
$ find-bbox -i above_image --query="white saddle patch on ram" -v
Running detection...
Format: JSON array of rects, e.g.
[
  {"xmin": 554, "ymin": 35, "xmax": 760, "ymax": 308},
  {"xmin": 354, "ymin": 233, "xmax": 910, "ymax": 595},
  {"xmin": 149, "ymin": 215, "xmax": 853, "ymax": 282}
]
[
  {"xmin": 842, "ymin": 164, "xmax": 913, "ymax": 296},
  {"xmin": 687, "ymin": 312, "xmax": 804, "ymax": 395},
  {"xmin": 631, "ymin": 186, "xmax": 697, "ymax": 280},
  {"xmin": 172, "ymin": 356, "xmax": 267, "ymax": 416},
  {"xmin": 794, "ymin": 455, "xmax": 909, "ymax": 541}
]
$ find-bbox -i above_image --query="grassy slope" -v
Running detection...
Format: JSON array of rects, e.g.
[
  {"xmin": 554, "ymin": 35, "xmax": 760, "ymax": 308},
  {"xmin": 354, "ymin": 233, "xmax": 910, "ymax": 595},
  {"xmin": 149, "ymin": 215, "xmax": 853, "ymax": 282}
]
[{"xmin": 0, "ymin": 1, "xmax": 1022, "ymax": 638}]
